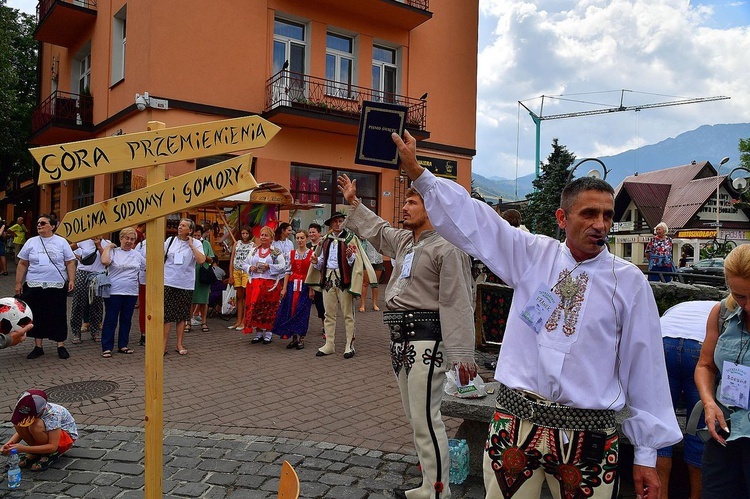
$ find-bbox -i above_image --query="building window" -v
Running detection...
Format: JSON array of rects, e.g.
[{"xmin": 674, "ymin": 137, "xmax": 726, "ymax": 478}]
[
  {"xmin": 111, "ymin": 5, "xmax": 127, "ymax": 85},
  {"xmin": 326, "ymin": 32, "xmax": 354, "ymax": 98},
  {"xmin": 78, "ymin": 52, "xmax": 91, "ymax": 94},
  {"xmin": 372, "ymin": 45, "xmax": 397, "ymax": 103},
  {"xmin": 273, "ymin": 18, "xmax": 306, "ymax": 101},
  {"xmin": 72, "ymin": 177, "xmax": 94, "ymax": 210},
  {"xmin": 112, "ymin": 170, "xmax": 131, "ymax": 197},
  {"xmin": 290, "ymin": 165, "xmax": 378, "ymax": 230}
]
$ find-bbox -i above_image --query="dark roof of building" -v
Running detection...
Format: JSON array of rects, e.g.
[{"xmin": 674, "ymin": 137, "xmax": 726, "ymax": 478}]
[{"xmin": 614, "ymin": 161, "xmax": 738, "ymax": 232}]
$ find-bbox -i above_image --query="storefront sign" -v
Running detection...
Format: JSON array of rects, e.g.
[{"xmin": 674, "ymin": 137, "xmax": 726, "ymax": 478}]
[
  {"xmin": 676, "ymin": 230, "xmax": 717, "ymax": 238},
  {"xmin": 415, "ymin": 155, "xmax": 458, "ymax": 180}
]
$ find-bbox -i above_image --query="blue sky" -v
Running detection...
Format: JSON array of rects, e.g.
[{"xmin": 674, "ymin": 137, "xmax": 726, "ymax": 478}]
[{"xmin": 8, "ymin": 0, "xmax": 750, "ymax": 181}]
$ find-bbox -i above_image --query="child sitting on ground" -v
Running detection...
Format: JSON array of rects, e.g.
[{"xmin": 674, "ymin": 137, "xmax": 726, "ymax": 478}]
[{"xmin": 1, "ymin": 389, "xmax": 78, "ymax": 471}]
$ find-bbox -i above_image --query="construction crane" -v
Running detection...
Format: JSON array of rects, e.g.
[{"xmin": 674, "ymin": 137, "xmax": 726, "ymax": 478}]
[{"xmin": 518, "ymin": 89, "xmax": 731, "ymax": 178}]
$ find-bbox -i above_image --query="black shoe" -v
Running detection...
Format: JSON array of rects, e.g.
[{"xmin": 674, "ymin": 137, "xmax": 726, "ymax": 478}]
[
  {"xmin": 251, "ymin": 337, "xmax": 262, "ymax": 344},
  {"xmin": 138, "ymin": 335, "xmax": 145, "ymax": 346},
  {"xmin": 27, "ymin": 347, "xmax": 44, "ymax": 359},
  {"xmin": 393, "ymin": 487, "xmax": 408, "ymax": 499},
  {"xmin": 57, "ymin": 346, "xmax": 70, "ymax": 359},
  {"xmin": 343, "ymin": 349, "xmax": 356, "ymax": 359},
  {"xmin": 286, "ymin": 340, "xmax": 298, "ymax": 349},
  {"xmin": 315, "ymin": 350, "xmax": 329, "ymax": 357},
  {"xmin": 262, "ymin": 338, "xmax": 272, "ymax": 345}
]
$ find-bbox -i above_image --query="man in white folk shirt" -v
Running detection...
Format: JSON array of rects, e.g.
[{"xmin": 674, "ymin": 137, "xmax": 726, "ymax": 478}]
[{"xmin": 392, "ymin": 130, "xmax": 681, "ymax": 499}]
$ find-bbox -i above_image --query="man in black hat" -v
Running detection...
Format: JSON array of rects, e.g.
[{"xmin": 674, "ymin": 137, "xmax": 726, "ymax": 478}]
[{"xmin": 306, "ymin": 211, "xmax": 375, "ymax": 359}]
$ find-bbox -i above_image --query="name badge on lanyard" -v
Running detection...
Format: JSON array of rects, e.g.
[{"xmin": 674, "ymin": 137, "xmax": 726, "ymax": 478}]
[
  {"xmin": 519, "ymin": 283, "xmax": 560, "ymax": 334},
  {"xmin": 720, "ymin": 361, "xmax": 750, "ymax": 410},
  {"xmin": 174, "ymin": 251, "xmax": 184, "ymax": 265},
  {"xmin": 400, "ymin": 252, "xmax": 414, "ymax": 279}
]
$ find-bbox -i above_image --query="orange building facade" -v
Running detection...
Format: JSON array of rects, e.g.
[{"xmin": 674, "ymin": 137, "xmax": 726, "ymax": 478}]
[{"xmin": 25, "ymin": 0, "xmax": 478, "ymax": 234}]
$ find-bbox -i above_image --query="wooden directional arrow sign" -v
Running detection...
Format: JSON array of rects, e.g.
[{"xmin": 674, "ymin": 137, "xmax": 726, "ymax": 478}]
[
  {"xmin": 31, "ymin": 116, "xmax": 280, "ymax": 185},
  {"xmin": 57, "ymin": 154, "xmax": 258, "ymax": 242}
]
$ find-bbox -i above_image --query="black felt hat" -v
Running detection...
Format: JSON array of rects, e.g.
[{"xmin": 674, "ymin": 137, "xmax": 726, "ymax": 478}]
[{"xmin": 324, "ymin": 211, "xmax": 347, "ymax": 226}]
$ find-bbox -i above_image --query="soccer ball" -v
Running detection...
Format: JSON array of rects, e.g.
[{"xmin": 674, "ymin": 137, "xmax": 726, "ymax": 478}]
[{"xmin": 0, "ymin": 297, "xmax": 34, "ymax": 335}]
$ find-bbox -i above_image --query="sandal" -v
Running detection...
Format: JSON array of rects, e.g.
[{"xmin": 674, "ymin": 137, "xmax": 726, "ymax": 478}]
[
  {"xmin": 30, "ymin": 452, "xmax": 59, "ymax": 472},
  {"xmin": 71, "ymin": 335, "xmax": 81, "ymax": 344},
  {"xmin": 184, "ymin": 324, "xmax": 192, "ymax": 333},
  {"xmin": 175, "ymin": 348, "xmax": 188, "ymax": 355},
  {"xmin": 18, "ymin": 453, "xmax": 40, "ymax": 468},
  {"xmin": 117, "ymin": 347, "xmax": 134, "ymax": 354},
  {"xmin": 201, "ymin": 324, "xmax": 210, "ymax": 332},
  {"xmin": 101, "ymin": 350, "xmax": 112, "ymax": 358}
]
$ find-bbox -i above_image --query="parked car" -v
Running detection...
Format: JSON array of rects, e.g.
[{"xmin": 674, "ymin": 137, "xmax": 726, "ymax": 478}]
[{"xmin": 678, "ymin": 258, "xmax": 725, "ymax": 276}]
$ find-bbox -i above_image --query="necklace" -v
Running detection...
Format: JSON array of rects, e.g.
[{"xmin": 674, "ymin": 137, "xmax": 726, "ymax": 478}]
[{"xmin": 258, "ymin": 246, "xmax": 271, "ymax": 258}]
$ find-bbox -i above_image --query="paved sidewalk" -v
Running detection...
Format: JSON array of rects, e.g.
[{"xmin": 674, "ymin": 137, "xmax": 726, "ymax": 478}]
[{"xmin": 0, "ymin": 258, "xmax": 495, "ymax": 497}]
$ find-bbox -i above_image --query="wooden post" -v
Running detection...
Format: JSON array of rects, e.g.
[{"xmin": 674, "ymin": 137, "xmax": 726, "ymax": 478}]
[{"xmin": 144, "ymin": 120, "xmax": 166, "ymax": 498}]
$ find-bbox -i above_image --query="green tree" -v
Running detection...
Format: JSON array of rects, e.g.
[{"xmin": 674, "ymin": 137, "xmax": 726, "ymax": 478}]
[
  {"xmin": 524, "ymin": 138, "xmax": 575, "ymax": 238},
  {"xmin": 0, "ymin": 0, "xmax": 37, "ymax": 187},
  {"xmin": 740, "ymin": 137, "xmax": 750, "ymax": 171}
]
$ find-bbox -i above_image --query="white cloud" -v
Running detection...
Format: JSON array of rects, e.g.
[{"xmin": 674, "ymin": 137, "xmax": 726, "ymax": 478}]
[{"xmin": 476, "ymin": 0, "xmax": 750, "ymax": 181}]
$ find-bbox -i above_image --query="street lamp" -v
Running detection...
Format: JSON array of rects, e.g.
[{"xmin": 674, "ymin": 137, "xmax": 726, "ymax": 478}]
[{"xmin": 716, "ymin": 156, "xmax": 731, "ymax": 228}]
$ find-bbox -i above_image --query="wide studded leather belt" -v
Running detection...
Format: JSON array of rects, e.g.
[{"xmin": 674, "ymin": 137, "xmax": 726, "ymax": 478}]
[
  {"xmin": 383, "ymin": 310, "xmax": 442, "ymax": 342},
  {"xmin": 496, "ymin": 383, "xmax": 617, "ymax": 432}
]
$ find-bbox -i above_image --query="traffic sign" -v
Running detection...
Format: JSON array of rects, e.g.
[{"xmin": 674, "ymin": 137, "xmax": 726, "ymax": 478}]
[
  {"xmin": 57, "ymin": 154, "xmax": 258, "ymax": 242},
  {"xmin": 31, "ymin": 116, "xmax": 279, "ymax": 185}
]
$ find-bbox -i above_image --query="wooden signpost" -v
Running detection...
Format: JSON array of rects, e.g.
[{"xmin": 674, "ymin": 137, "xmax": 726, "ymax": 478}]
[
  {"xmin": 30, "ymin": 115, "xmax": 278, "ymax": 184},
  {"xmin": 30, "ymin": 116, "xmax": 279, "ymax": 498},
  {"xmin": 57, "ymin": 154, "xmax": 258, "ymax": 242}
]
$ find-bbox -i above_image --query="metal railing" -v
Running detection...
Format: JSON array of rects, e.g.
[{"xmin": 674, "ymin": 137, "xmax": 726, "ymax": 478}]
[
  {"xmin": 265, "ymin": 71, "xmax": 427, "ymax": 130},
  {"xmin": 31, "ymin": 90, "xmax": 94, "ymax": 133},
  {"xmin": 37, "ymin": 0, "xmax": 97, "ymax": 21},
  {"xmin": 404, "ymin": 0, "xmax": 429, "ymax": 10}
]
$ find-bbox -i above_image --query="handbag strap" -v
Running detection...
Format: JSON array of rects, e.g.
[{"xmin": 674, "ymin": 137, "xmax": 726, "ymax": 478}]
[
  {"xmin": 39, "ymin": 236, "xmax": 68, "ymax": 282},
  {"xmin": 164, "ymin": 236, "xmax": 175, "ymax": 262}
]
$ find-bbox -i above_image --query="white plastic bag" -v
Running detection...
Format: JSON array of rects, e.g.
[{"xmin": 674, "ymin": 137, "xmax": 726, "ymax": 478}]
[
  {"xmin": 444, "ymin": 370, "xmax": 487, "ymax": 399},
  {"xmin": 221, "ymin": 284, "xmax": 237, "ymax": 316}
]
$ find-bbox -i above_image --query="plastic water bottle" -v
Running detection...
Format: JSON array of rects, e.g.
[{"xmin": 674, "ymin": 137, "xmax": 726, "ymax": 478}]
[
  {"xmin": 448, "ymin": 438, "xmax": 469, "ymax": 484},
  {"xmin": 7, "ymin": 448, "xmax": 21, "ymax": 489}
]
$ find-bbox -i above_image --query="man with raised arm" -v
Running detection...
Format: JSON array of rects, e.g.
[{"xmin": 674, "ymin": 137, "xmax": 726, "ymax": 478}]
[
  {"xmin": 338, "ymin": 173, "xmax": 476, "ymax": 499},
  {"xmin": 392, "ymin": 130, "xmax": 681, "ymax": 499}
]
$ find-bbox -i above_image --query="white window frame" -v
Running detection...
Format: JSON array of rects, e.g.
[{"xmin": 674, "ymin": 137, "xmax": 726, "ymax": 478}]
[
  {"xmin": 372, "ymin": 45, "xmax": 398, "ymax": 103},
  {"xmin": 273, "ymin": 18, "xmax": 307, "ymax": 104},
  {"xmin": 326, "ymin": 32, "xmax": 355, "ymax": 99},
  {"xmin": 111, "ymin": 5, "xmax": 127, "ymax": 85}
]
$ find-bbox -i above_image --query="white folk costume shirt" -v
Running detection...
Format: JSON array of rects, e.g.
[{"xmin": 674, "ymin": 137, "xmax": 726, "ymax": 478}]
[
  {"xmin": 273, "ymin": 239, "xmax": 294, "ymax": 274},
  {"xmin": 74, "ymin": 238, "xmax": 110, "ymax": 273},
  {"xmin": 412, "ymin": 169, "xmax": 681, "ymax": 468},
  {"xmin": 240, "ymin": 247, "xmax": 286, "ymax": 281},
  {"xmin": 163, "ymin": 237, "xmax": 204, "ymax": 290},
  {"xmin": 313, "ymin": 231, "xmax": 356, "ymax": 270},
  {"xmin": 346, "ymin": 203, "xmax": 475, "ymax": 365},
  {"xmin": 19, "ymin": 235, "xmax": 76, "ymax": 285},
  {"xmin": 108, "ymin": 248, "xmax": 146, "ymax": 296}
]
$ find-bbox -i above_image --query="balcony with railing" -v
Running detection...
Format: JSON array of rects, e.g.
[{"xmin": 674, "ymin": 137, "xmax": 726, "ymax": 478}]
[
  {"xmin": 311, "ymin": 0, "xmax": 430, "ymax": 30},
  {"xmin": 30, "ymin": 90, "xmax": 94, "ymax": 145},
  {"xmin": 265, "ymin": 71, "xmax": 427, "ymax": 137},
  {"xmin": 35, "ymin": 0, "xmax": 96, "ymax": 47}
]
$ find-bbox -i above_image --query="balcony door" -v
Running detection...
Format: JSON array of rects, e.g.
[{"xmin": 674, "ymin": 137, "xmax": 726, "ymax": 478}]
[
  {"xmin": 273, "ymin": 19, "xmax": 306, "ymax": 105},
  {"xmin": 372, "ymin": 45, "xmax": 397, "ymax": 103}
]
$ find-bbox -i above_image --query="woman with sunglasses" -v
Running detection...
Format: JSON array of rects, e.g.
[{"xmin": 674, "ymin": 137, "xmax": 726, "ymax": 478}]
[{"xmin": 14, "ymin": 215, "xmax": 76, "ymax": 360}]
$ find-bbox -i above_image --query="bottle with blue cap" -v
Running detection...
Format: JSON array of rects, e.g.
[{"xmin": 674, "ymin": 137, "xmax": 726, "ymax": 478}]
[{"xmin": 7, "ymin": 448, "xmax": 21, "ymax": 489}]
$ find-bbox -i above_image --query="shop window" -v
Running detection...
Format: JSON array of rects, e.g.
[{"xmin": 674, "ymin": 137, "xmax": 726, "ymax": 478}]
[{"xmin": 290, "ymin": 165, "xmax": 378, "ymax": 231}]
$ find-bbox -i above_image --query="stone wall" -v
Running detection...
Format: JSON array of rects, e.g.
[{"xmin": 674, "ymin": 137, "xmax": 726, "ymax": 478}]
[{"xmin": 650, "ymin": 282, "xmax": 729, "ymax": 315}]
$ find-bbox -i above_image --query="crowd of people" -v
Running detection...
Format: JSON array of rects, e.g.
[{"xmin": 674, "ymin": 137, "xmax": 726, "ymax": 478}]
[{"xmin": 2, "ymin": 130, "xmax": 748, "ymax": 497}]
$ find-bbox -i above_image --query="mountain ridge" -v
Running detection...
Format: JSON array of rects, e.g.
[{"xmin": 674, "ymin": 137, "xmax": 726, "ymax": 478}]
[{"xmin": 472, "ymin": 122, "xmax": 750, "ymax": 203}]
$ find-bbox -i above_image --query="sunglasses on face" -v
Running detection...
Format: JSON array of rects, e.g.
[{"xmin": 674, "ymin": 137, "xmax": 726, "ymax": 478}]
[{"xmin": 37, "ymin": 221, "xmax": 49, "ymax": 226}]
